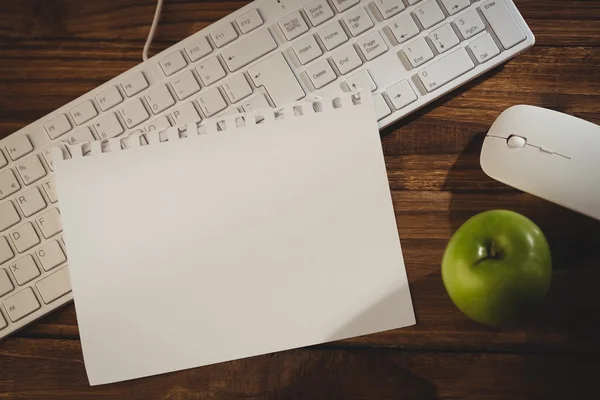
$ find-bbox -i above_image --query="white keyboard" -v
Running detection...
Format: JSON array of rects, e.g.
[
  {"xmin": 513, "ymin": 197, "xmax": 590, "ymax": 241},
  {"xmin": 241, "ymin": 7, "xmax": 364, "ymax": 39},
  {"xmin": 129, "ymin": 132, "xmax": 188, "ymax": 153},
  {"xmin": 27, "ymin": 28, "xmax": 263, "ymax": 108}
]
[{"xmin": 0, "ymin": 0, "xmax": 534, "ymax": 339}]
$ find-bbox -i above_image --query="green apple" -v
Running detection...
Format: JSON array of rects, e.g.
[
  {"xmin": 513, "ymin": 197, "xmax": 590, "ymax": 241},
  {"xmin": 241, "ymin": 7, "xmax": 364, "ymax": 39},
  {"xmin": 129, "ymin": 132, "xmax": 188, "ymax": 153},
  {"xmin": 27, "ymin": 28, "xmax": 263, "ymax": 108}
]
[{"xmin": 442, "ymin": 210, "xmax": 552, "ymax": 327}]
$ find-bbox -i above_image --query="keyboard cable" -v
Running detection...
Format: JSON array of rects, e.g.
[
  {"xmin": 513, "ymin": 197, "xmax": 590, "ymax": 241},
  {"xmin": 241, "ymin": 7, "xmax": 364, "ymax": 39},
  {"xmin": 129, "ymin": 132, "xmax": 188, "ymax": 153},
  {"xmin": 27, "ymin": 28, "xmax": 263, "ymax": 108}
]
[{"xmin": 142, "ymin": 0, "xmax": 164, "ymax": 61}]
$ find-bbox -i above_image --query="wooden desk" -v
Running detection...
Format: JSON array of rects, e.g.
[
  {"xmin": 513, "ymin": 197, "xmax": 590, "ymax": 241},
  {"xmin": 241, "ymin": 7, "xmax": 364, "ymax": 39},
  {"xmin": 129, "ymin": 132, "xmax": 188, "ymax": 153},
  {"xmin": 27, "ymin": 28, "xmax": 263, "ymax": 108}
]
[{"xmin": 1, "ymin": 1, "xmax": 599, "ymax": 398}]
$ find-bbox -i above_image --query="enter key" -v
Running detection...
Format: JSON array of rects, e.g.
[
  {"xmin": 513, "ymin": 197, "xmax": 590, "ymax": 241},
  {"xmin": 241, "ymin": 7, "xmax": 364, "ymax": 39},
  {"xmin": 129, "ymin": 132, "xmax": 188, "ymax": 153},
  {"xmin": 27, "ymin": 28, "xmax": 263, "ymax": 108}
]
[{"xmin": 248, "ymin": 53, "xmax": 306, "ymax": 107}]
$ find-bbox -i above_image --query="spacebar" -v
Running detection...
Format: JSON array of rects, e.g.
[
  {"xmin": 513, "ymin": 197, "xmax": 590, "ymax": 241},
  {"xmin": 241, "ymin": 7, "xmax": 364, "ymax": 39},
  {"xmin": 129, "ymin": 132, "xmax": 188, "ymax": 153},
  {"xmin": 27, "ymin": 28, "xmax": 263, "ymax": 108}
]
[{"xmin": 416, "ymin": 48, "xmax": 475, "ymax": 93}]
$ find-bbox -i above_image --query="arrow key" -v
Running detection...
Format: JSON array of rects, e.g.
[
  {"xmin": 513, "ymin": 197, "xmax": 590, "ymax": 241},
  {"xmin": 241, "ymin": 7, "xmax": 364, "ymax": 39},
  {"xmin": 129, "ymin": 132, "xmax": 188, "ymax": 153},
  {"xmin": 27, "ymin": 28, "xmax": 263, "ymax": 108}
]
[
  {"xmin": 429, "ymin": 24, "xmax": 460, "ymax": 54},
  {"xmin": 386, "ymin": 79, "xmax": 418, "ymax": 110},
  {"xmin": 440, "ymin": 0, "xmax": 470, "ymax": 15},
  {"xmin": 345, "ymin": 69, "xmax": 377, "ymax": 93},
  {"xmin": 388, "ymin": 13, "xmax": 420, "ymax": 44}
]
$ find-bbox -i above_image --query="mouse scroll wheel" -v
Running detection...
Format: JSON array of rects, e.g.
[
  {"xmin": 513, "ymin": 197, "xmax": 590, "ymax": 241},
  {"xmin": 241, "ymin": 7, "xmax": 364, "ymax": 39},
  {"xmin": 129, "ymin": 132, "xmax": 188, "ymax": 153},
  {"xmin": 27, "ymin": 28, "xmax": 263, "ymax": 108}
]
[{"xmin": 507, "ymin": 135, "xmax": 527, "ymax": 148}]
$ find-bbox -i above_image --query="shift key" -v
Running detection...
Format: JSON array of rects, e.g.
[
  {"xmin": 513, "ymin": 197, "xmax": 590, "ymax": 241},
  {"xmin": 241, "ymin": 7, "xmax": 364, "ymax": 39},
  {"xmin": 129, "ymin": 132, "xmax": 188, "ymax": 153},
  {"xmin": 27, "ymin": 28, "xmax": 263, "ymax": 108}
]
[{"xmin": 221, "ymin": 29, "xmax": 278, "ymax": 72}]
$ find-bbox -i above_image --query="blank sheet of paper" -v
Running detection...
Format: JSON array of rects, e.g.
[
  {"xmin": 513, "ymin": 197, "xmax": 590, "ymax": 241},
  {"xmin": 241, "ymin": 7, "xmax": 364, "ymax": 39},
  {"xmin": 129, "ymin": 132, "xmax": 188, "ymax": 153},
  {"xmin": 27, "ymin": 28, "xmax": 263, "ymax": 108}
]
[{"xmin": 54, "ymin": 93, "xmax": 415, "ymax": 385}]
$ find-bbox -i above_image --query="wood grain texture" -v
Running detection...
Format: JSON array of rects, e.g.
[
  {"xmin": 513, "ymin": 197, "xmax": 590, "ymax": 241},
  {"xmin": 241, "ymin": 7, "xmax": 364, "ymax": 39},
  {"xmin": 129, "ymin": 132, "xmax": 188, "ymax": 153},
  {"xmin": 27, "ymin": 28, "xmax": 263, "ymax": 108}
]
[{"xmin": 1, "ymin": 0, "xmax": 600, "ymax": 398}]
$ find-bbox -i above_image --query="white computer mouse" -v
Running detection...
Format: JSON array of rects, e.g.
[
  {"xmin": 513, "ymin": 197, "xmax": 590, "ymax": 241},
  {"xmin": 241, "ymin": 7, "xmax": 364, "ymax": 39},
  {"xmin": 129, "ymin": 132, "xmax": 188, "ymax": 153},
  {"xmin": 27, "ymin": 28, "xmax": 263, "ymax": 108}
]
[{"xmin": 480, "ymin": 105, "xmax": 600, "ymax": 221}]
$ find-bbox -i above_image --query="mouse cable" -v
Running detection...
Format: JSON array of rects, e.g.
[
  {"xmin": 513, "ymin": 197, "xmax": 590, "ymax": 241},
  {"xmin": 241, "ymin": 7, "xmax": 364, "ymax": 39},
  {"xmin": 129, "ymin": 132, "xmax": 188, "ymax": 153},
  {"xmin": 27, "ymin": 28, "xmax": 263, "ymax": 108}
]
[{"xmin": 142, "ymin": 0, "xmax": 164, "ymax": 61}]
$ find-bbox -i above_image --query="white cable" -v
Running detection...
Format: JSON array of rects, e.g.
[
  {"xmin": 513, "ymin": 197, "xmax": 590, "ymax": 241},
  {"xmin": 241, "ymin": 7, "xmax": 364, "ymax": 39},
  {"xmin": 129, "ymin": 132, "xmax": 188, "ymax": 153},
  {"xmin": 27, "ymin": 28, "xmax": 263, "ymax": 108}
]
[{"xmin": 142, "ymin": 0, "xmax": 164, "ymax": 61}]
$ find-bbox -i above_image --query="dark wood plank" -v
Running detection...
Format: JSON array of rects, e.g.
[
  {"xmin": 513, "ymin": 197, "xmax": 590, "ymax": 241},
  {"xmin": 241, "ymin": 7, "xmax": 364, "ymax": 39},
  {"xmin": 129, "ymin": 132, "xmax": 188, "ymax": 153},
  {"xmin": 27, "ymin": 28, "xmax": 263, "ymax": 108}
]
[
  {"xmin": 1, "ymin": 338, "xmax": 598, "ymax": 400},
  {"xmin": 1, "ymin": 1, "xmax": 600, "ymax": 46}
]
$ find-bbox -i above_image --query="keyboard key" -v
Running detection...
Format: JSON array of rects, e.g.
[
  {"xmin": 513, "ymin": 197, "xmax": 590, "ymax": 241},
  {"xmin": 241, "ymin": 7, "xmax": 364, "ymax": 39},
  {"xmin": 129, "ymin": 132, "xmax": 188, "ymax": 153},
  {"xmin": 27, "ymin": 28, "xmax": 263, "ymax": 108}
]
[
  {"xmin": 429, "ymin": 24, "xmax": 460, "ymax": 54},
  {"xmin": 222, "ymin": 29, "xmax": 278, "ymax": 72},
  {"xmin": 0, "ymin": 237, "xmax": 14, "ymax": 264},
  {"xmin": 95, "ymin": 85, "xmax": 124, "ymax": 111},
  {"xmin": 16, "ymin": 187, "xmax": 46, "ymax": 217},
  {"xmin": 170, "ymin": 70, "xmax": 201, "ymax": 100},
  {"xmin": 345, "ymin": 69, "xmax": 377, "ymax": 92},
  {"xmin": 356, "ymin": 31, "xmax": 389, "ymax": 61},
  {"xmin": 159, "ymin": 51, "xmax": 187, "ymax": 76},
  {"xmin": 318, "ymin": 21, "xmax": 349, "ymax": 51},
  {"xmin": 44, "ymin": 114, "xmax": 72, "ymax": 140},
  {"xmin": 196, "ymin": 88, "xmax": 228, "ymax": 118},
  {"xmin": 0, "ymin": 151, "xmax": 7, "ymax": 169},
  {"xmin": 121, "ymin": 71, "xmax": 149, "ymax": 97},
  {"xmin": 210, "ymin": 23, "xmax": 238, "ymax": 48},
  {"xmin": 470, "ymin": 33, "xmax": 501, "ymax": 64},
  {"xmin": 15, "ymin": 155, "xmax": 46, "ymax": 186},
  {"xmin": 10, "ymin": 222, "xmax": 40, "ymax": 253},
  {"xmin": 373, "ymin": 93, "xmax": 391, "ymax": 120},
  {"xmin": 36, "ymin": 240, "xmax": 66, "ymax": 271},
  {"xmin": 42, "ymin": 179, "xmax": 58, "ymax": 204},
  {"xmin": 331, "ymin": 45, "xmax": 362, "ymax": 75},
  {"xmin": 70, "ymin": 100, "xmax": 98, "ymax": 126},
  {"xmin": 119, "ymin": 99, "xmax": 150, "ymax": 128},
  {"xmin": 144, "ymin": 85, "xmax": 176, "ymax": 115},
  {"xmin": 375, "ymin": 0, "xmax": 405, "ymax": 19},
  {"xmin": 480, "ymin": 0, "xmax": 526, "ymax": 49},
  {"xmin": 236, "ymin": 9, "xmax": 263, "ymax": 34},
  {"xmin": 403, "ymin": 37, "xmax": 434, "ymax": 68},
  {"xmin": 6, "ymin": 135, "xmax": 34, "ymax": 161},
  {"xmin": 386, "ymin": 79, "xmax": 418, "ymax": 110},
  {"xmin": 455, "ymin": 10, "xmax": 485, "ymax": 39},
  {"xmin": 223, "ymin": 74, "xmax": 253, "ymax": 103},
  {"xmin": 0, "ymin": 170, "xmax": 20, "ymax": 200},
  {"xmin": 0, "ymin": 269, "xmax": 13, "ymax": 297},
  {"xmin": 293, "ymin": 35, "xmax": 323, "ymax": 65},
  {"xmin": 307, "ymin": 59, "xmax": 337, "ymax": 89},
  {"xmin": 242, "ymin": 93, "xmax": 271, "ymax": 111},
  {"xmin": 417, "ymin": 48, "xmax": 475, "ymax": 92},
  {"xmin": 343, "ymin": 7, "xmax": 374, "ymax": 37},
  {"xmin": 331, "ymin": 0, "xmax": 360, "ymax": 12},
  {"xmin": 304, "ymin": 0, "xmax": 335, "ymax": 27},
  {"xmin": 389, "ymin": 13, "xmax": 420, "ymax": 44},
  {"xmin": 64, "ymin": 126, "xmax": 95, "ymax": 146},
  {"xmin": 3, "ymin": 287, "xmax": 40, "ymax": 322},
  {"xmin": 196, "ymin": 57, "xmax": 227, "ymax": 86},
  {"xmin": 36, "ymin": 208, "xmax": 62, "ymax": 239},
  {"xmin": 8, "ymin": 255, "xmax": 39, "ymax": 286},
  {"xmin": 407, "ymin": 0, "xmax": 423, "ymax": 4},
  {"xmin": 414, "ymin": 0, "xmax": 445, "ymax": 29},
  {"xmin": 93, "ymin": 113, "xmax": 124, "ymax": 139},
  {"xmin": 440, "ymin": 0, "xmax": 470, "ymax": 15},
  {"xmin": 279, "ymin": 11, "xmax": 309, "ymax": 41},
  {"xmin": 248, "ymin": 53, "xmax": 306, "ymax": 107},
  {"xmin": 142, "ymin": 116, "xmax": 171, "ymax": 133},
  {"xmin": 0, "ymin": 201, "xmax": 20, "ymax": 231},
  {"xmin": 172, "ymin": 102, "xmax": 202, "ymax": 125},
  {"xmin": 36, "ymin": 266, "xmax": 71, "ymax": 304},
  {"xmin": 185, "ymin": 36, "xmax": 213, "ymax": 62}
]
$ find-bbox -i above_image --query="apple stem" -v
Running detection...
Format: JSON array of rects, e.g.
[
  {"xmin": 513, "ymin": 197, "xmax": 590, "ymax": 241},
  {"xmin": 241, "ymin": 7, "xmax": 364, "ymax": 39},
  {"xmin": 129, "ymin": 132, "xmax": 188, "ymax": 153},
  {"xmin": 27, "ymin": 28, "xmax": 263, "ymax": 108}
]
[{"xmin": 490, "ymin": 241, "xmax": 498, "ymax": 259}]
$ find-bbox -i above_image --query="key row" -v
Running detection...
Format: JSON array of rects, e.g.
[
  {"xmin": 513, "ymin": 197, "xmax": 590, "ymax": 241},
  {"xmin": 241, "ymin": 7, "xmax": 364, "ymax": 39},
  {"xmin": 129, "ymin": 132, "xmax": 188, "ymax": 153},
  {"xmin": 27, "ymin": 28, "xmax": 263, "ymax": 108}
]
[{"xmin": 1, "ymin": 265, "xmax": 71, "ymax": 326}]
